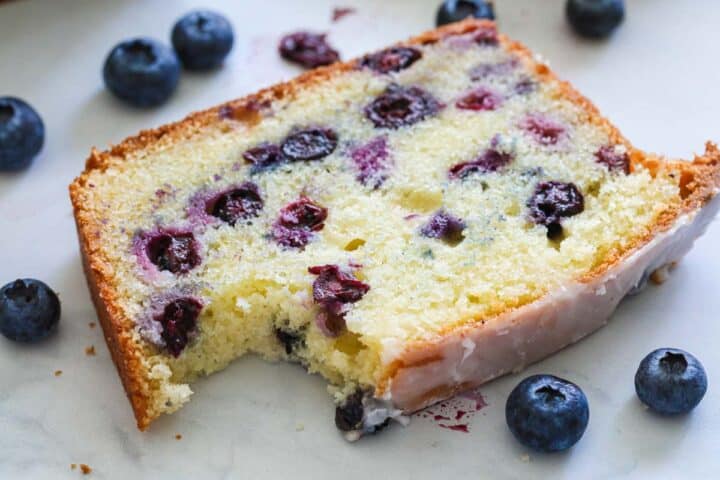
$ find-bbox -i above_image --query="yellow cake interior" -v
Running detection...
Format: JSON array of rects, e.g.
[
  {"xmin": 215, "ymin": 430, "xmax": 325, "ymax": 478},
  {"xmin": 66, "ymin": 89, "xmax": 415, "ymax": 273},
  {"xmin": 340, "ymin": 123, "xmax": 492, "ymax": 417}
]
[{"xmin": 77, "ymin": 29, "xmax": 681, "ymax": 419}]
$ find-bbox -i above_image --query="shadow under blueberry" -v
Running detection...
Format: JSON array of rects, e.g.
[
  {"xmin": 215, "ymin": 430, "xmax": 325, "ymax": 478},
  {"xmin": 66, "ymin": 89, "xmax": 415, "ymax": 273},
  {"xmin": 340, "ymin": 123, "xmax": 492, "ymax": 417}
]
[{"xmin": 613, "ymin": 396, "xmax": 694, "ymax": 462}]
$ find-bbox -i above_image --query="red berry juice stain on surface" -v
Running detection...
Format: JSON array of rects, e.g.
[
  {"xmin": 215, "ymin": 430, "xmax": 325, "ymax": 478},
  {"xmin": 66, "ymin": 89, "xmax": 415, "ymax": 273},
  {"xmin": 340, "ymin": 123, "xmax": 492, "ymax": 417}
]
[
  {"xmin": 440, "ymin": 424, "xmax": 469, "ymax": 433},
  {"xmin": 332, "ymin": 7, "xmax": 356, "ymax": 22},
  {"xmin": 417, "ymin": 388, "xmax": 488, "ymax": 434}
]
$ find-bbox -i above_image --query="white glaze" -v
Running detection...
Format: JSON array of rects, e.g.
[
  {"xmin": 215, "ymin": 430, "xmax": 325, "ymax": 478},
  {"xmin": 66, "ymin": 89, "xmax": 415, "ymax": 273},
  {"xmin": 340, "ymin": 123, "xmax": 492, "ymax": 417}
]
[{"xmin": 386, "ymin": 192, "xmax": 720, "ymax": 412}]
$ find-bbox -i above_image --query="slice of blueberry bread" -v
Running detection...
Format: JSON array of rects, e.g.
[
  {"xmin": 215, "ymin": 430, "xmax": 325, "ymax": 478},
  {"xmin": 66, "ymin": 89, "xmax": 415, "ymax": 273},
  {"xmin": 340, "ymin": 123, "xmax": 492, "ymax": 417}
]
[{"xmin": 69, "ymin": 20, "xmax": 720, "ymax": 438}]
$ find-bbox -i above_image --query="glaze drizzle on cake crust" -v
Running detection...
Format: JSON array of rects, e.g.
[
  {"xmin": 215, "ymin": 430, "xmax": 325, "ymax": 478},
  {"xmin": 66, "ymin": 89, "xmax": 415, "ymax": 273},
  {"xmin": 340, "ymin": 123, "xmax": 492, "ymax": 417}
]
[{"xmin": 69, "ymin": 20, "xmax": 720, "ymax": 437}]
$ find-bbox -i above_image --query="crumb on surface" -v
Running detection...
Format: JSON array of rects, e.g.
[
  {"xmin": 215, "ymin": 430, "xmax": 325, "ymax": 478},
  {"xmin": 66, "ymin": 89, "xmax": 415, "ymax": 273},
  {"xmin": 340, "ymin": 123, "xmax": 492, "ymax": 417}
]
[
  {"xmin": 85, "ymin": 345, "xmax": 96, "ymax": 356},
  {"xmin": 175, "ymin": 434, "xmax": 182, "ymax": 440},
  {"xmin": 70, "ymin": 464, "xmax": 76, "ymax": 470},
  {"xmin": 520, "ymin": 454, "xmax": 530, "ymax": 463},
  {"xmin": 54, "ymin": 370, "xmax": 63, "ymax": 377},
  {"xmin": 295, "ymin": 423, "xmax": 305, "ymax": 432},
  {"xmin": 88, "ymin": 322, "xmax": 96, "ymax": 329},
  {"xmin": 80, "ymin": 463, "xmax": 92, "ymax": 474}
]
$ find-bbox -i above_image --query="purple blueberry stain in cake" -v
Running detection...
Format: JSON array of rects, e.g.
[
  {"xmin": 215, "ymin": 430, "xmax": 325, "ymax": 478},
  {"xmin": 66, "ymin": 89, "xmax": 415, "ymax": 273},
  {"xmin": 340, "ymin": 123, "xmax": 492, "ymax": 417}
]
[
  {"xmin": 449, "ymin": 148, "xmax": 513, "ymax": 179},
  {"xmin": 272, "ymin": 196, "xmax": 328, "ymax": 248},
  {"xmin": 449, "ymin": 135, "xmax": 514, "ymax": 179},
  {"xmin": 473, "ymin": 25, "xmax": 499, "ymax": 46},
  {"xmin": 275, "ymin": 326, "xmax": 305, "ymax": 355},
  {"xmin": 350, "ymin": 136, "xmax": 392, "ymax": 189},
  {"xmin": 420, "ymin": 210, "xmax": 466, "ymax": 245},
  {"xmin": 456, "ymin": 86, "xmax": 503, "ymax": 112},
  {"xmin": 360, "ymin": 47, "xmax": 422, "ymax": 74},
  {"xmin": 308, "ymin": 264, "xmax": 370, "ymax": 338},
  {"xmin": 364, "ymin": 84, "xmax": 442, "ymax": 130},
  {"xmin": 527, "ymin": 181, "xmax": 585, "ymax": 239},
  {"xmin": 514, "ymin": 77, "xmax": 536, "ymax": 95},
  {"xmin": 595, "ymin": 145, "xmax": 630, "ymax": 174},
  {"xmin": 469, "ymin": 59, "xmax": 518, "ymax": 81},
  {"xmin": 520, "ymin": 113, "xmax": 567, "ymax": 146},
  {"xmin": 153, "ymin": 297, "xmax": 203, "ymax": 357},
  {"xmin": 187, "ymin": 182, "xmax": 264, "ymax": 226},
  {"xmin": 208, "ymin": 182, "xmax": 264, "ymax": 226},
  {"xmin": 278, "ymin": 32, "xmax": 340, "ymax": 69},
  {"xmin": 243, "ymin": 143, "xmax": 286, "ymax": 173},
  {"xmin": 282, "ymin": 127, "xmax": 338, "ymax": 162},
  {"xmin": 135, "ymin": 228, "xmax": 201, "ymax": 275}
]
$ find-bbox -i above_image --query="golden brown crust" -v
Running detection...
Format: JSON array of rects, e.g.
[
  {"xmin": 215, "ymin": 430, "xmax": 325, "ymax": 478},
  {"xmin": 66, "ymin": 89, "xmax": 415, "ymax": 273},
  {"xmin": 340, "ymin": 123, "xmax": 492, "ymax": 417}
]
[
  {"xmin": 70, "ymin": 182, "xmax": 153, "ymax": 429},
  {"xmin": 69, "ymin": 18, "xmax": 720, "ymax": 428}
]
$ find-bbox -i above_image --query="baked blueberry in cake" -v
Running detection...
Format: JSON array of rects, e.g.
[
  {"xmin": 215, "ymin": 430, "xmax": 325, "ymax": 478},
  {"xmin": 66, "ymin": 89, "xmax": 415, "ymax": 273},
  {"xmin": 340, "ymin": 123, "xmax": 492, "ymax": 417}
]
[{"xmin": 69, "ymin": 20, "xmax": 720, "ymax": 439}]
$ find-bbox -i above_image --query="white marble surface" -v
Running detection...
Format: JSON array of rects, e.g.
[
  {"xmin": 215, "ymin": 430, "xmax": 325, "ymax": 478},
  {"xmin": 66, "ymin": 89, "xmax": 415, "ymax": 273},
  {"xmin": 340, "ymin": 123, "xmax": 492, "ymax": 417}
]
[{"xmin": 1, "ymin": 0, "xmax": 719, "ymax": 478}]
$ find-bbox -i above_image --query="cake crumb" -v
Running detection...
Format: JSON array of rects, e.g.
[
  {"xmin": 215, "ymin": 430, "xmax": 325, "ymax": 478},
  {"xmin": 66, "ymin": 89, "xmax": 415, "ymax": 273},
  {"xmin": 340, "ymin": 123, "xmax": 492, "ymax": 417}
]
[
  {"xmin": 520, "ymin": 454, "xmax": 530, "ymax": 463},
  {"xmin": 295, "ymin": 423, "xmax": 305, "ymax": 432},
  {"xmin": 85, "ymin": 345, "xmax": 96, "ymax": 356},
  {"xmin": 175, "ymin": 434, "xmax": 182, "ymax": 440},
  {"xmin": 54, "ymin": 370, "xmax": 63, "ymax": 377},
  {"xmin": 80, "ymin": 464, "xmax": 92, "ymax": 474},
  {"xmin": 88, "ymin": 322, "xmax": 96, "ymax": 329},
  {"xmin": 70, "ymin": 464, "xmax": 77, "ymax": 470}
]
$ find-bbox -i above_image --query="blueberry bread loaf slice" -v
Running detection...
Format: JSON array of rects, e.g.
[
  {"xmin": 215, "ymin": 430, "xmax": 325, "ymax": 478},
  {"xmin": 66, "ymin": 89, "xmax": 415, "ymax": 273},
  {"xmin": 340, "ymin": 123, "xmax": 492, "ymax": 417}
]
[{"xmin": 69, "ymin": 20, "xmax": 720, "ymax": 439}]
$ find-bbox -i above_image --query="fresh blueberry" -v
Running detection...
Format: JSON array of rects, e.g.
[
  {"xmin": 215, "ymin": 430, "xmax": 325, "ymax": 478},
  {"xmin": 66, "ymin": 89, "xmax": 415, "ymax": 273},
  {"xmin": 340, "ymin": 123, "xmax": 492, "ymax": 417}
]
[
  {"xmin": 635, "ymin": 348, "xmax": 707, "ymax": 415},
  {"xmin": 566, "ymin": 0, "xmax": 624, "ymax": 39},
  {"xmin": 436, "ymin": 0, "xmax": 495, "ymax": 27},
  {"xmin": 0, "ymin": 279, "xmax": 60, "ymax": 342},
  {"xmin": 506, "ymin": 374, "xmax": 589, "ymax": 452},
  {"xmin": 171, "ymin": 10, "xmax": 234, "ymax": 70},
  {"xmin": 0, "ymin": 97, "xmax": 44, "ymax": 171},
  {"xmin": 103, "ymin": 37, "xmax": 181, "ymax": 107}
]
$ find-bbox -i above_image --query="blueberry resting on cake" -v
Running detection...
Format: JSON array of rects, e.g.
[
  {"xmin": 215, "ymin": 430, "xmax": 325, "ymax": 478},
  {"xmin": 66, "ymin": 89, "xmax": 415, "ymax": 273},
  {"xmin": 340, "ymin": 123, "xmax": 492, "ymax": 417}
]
[{"xmin": 69, "ymin": 20, "xmax": 720, "ymax": 439}]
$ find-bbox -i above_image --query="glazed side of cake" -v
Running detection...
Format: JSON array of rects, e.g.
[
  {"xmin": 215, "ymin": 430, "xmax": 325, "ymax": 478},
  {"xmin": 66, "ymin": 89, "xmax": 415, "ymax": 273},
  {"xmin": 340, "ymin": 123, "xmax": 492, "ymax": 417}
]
[{"xmin": 69, "ymin": 20, "xmax": 720, "ymax": 435}]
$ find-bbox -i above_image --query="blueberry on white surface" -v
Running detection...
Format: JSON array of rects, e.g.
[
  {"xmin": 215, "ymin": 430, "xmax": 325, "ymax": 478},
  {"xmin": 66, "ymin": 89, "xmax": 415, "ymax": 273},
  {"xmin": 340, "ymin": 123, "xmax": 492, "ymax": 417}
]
[
  {"xmin": 436, "ymin": 0, "xmax": 495, "ymax": 27},
  {"xmin": 171, "ymin": 10, "xmax": 234, "ymax": 70},
  {"xmin": 635, "ymin": 348, "xmax": 707, "ymax": 414},
  {"xmin": 0, "ymin": 97, "xmax": 44, "ymax": 171},
  {"xmin": 566, "ymin": 0, "xmax": 625, "ymax": 38},
  {"xmin": 0, "ymin": 279, "xmax": 60, "ymax": 342},
  {"xmin": 506, "ymin": 374, "xmax": 589, "ymax": 452},
  {"xmin": 103, "ymin": 37, "xmax": 181, "ymax": 107}
]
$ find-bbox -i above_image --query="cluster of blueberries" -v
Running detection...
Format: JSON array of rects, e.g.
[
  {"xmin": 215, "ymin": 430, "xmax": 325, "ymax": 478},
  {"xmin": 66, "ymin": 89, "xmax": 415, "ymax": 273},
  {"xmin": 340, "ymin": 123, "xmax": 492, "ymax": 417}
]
[
  {"xmin": 0, "ymin": 0, "xmax": 707, "ymax": 451},
  {"xmin": 438, "ymin": 0, "xmax": 625, "ymax": 38}
]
